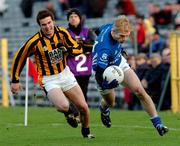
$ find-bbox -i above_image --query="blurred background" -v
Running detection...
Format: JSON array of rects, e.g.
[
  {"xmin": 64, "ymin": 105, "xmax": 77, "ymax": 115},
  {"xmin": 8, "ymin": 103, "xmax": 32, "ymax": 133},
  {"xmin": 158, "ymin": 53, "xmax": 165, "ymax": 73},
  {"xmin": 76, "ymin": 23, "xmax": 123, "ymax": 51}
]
[{"xmin": 0, "ymin": 0, "xmax": 180, "ymax": 112}]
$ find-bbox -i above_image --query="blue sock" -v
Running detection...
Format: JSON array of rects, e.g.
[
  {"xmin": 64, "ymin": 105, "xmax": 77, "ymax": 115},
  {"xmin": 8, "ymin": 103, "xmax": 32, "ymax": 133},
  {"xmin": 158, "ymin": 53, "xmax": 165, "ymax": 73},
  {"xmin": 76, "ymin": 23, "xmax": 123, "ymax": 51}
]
[{"xmin": 151, "ymin": 116, "xmax": 162, "ymax": 128}]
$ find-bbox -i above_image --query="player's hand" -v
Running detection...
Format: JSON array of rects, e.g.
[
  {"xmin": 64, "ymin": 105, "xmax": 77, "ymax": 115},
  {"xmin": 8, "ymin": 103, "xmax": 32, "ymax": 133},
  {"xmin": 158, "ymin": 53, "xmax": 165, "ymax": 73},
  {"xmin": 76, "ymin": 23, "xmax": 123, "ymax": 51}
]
[
  {"xmin": 102, "ymin": 77, "xmax": 119, "ymax": 89},
  {"xmin": 76, "ymin": 38, "xmax": 84, "ymax": 46},
  {"xmin": 156, "ymin": 124, "xmax": 169, "ymax": 136},
  {"xmin": 60, "ymin": 46, "xmax": 67, "ymax": 52},
  {"xmin": 11, "ymin": 83, "xmax": 23, "ymax": 94},
  {"xmin": 121, "ymin": 50, "xmax": 128, "ymax": 59},
  {"xmin": 75, "ymin": 36, "xmax": 83, "ymax": 45},
  {"xmin": 60, "ymin": 46, "xmax": 73, "ymax": 54},
  {"xmin": 57, "ymin": 43, "xmax": 70, "ymax": 52}
]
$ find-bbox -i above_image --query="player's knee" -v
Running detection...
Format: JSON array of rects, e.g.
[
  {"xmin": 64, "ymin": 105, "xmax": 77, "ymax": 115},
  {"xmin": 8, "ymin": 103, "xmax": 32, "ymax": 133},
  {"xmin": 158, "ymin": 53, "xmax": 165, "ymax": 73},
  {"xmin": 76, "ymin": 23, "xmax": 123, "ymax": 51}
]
[
  {"xmin": 133, "ymin": 86, "xmax": 144, "ymax": 98},
  {"xmin": 107, "ymin": 100, "xmax": 115, "ymax": 107},
  {"xmin": 104, "ymin": 97, "xmax": 116, "ymax": 107},
  {"xmin": 56, "ymin": 103, "xmax": 69, "ymax": 112},
  {"xmin": 78, "ymin": 102, "xmax": 89, "ymax": 114},
  {"xmin": 102, "ymin": 91, "xmax": 116, "ymax": 107}
]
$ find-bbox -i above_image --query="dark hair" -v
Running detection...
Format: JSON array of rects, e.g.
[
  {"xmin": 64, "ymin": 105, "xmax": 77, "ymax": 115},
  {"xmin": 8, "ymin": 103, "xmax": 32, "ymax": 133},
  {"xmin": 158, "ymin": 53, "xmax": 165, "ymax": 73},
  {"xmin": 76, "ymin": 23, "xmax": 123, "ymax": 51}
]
[
  {"xmin": 67, "ymin": 8, "xmax": 82, "ymax": 20},
  {"xmin": 36, "ymin": 9, "xmax": 54, "ymax": 25}
]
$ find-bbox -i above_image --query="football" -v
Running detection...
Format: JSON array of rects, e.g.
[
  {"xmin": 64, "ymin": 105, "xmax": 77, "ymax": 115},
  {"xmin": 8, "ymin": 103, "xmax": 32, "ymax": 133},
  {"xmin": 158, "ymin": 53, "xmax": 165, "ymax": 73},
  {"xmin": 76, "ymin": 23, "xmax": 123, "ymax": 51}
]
[{"xmin": 103, "ymin": 65, "xmax": 124, "ymax": 84}]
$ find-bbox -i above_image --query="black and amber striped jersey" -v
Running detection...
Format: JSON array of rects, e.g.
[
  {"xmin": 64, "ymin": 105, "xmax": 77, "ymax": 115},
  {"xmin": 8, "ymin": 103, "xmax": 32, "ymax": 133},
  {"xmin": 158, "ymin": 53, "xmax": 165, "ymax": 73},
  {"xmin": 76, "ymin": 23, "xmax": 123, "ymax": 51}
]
[{"xmin": 11, "ymin": 26, "xmax": 82, "ymax": 84}]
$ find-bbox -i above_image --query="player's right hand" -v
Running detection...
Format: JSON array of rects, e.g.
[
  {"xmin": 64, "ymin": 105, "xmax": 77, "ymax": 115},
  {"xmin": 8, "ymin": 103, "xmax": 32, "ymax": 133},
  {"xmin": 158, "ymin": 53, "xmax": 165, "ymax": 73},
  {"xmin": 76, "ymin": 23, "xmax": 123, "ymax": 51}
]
[
  {"xmin": 156, "ymin": 124, "xmax": 169, "ymax": 136},
  {"xmin": 102, "ymin": 77, "xmax": 119, "ymax": 89},
  {"xmin": 11, "ymin": 83, "xmax": 23, "ymax": 94}
]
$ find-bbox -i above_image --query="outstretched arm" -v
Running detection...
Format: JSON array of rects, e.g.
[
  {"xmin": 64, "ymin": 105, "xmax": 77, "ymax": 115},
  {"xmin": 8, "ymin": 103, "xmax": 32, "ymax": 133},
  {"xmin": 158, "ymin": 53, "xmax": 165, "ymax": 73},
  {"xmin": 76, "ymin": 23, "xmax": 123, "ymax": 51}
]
[{"xmin": 10, "ymin": 38, "xmax": 36, "ymax": 93}]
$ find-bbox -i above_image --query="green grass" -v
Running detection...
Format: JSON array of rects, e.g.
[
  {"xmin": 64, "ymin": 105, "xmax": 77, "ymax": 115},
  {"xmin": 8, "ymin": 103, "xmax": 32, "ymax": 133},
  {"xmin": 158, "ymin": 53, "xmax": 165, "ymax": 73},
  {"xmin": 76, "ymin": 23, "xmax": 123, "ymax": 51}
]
[{"xmin": 0, "ymin": 106, "xmax": 180, "ymax": 146}]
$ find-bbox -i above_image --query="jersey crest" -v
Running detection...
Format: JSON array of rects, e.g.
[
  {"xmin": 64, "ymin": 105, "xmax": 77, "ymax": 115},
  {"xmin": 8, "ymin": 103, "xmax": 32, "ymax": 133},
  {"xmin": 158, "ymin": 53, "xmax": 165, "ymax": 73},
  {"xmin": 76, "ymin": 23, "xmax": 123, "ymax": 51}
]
[{"xmin": 48, "ymin": 47, "xmax": 63, "ymax": 64}]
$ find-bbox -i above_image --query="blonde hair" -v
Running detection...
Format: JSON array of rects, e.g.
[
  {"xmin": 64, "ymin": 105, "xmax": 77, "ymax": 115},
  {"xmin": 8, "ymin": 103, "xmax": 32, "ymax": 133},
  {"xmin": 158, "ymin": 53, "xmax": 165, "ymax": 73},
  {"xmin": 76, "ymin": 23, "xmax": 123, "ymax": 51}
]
[{"xmin": 113, "ymin": 15, "xmax": 132, "ymax": 35}]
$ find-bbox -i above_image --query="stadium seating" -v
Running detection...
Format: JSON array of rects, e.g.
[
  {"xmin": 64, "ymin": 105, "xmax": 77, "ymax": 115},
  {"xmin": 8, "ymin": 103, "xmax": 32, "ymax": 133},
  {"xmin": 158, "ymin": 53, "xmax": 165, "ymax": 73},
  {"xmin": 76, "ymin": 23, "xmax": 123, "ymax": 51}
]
[{"xmin": 0, "ymin": 0, "xmax": 175, "ymax": 107}]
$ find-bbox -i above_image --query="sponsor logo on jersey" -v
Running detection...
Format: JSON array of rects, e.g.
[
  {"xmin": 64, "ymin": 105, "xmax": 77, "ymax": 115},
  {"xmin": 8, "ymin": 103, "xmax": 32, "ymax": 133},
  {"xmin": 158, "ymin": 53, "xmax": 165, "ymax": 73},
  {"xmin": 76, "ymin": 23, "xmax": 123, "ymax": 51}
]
[{"xmin": 48, "ymin": 48, "xmax": 63, "ymax": 64}]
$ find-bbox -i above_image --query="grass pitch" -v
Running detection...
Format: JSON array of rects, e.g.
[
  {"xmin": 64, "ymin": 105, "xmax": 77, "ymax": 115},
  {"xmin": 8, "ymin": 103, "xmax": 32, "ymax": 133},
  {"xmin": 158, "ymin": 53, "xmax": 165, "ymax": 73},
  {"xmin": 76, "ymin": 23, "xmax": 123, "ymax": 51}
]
[{"xmin": 0, "ymin": 106, "xmax": 180, "ymax": 146}]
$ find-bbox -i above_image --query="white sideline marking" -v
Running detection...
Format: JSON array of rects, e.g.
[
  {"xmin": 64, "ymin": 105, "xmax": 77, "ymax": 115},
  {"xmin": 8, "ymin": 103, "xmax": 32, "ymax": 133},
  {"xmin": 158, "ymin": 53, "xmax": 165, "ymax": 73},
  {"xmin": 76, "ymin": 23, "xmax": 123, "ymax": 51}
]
[{"xmin": 6, "ymin": 123, "xmax": 180, "ymax": 131}]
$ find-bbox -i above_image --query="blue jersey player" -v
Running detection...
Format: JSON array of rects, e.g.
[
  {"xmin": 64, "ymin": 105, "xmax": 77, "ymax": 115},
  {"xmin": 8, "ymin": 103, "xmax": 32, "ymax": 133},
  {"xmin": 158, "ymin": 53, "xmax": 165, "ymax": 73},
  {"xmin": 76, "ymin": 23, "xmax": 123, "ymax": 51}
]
[{"xmin": 92, "ymin": 15, "xmax": 168, "ymax": 136}]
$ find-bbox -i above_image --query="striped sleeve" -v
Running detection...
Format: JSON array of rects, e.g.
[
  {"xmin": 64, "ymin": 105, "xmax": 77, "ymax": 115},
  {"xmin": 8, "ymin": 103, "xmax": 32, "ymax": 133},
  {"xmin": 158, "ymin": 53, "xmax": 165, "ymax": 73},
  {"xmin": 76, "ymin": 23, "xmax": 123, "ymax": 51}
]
[
  {"xmin": 58, "ymin": 26, "xmax": 83, "ymax": 55},
  {"xmin": 10, "ymin": 35, "xmax": 39, "ymax": 83}
]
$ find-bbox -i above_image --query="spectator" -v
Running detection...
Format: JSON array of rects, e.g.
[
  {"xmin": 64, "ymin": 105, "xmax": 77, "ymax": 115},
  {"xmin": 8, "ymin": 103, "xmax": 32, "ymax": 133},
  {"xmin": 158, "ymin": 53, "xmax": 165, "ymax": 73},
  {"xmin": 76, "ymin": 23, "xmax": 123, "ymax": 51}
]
[
  {"xmin": 135, "ymin": 53, "xmax": 151, "ymax": 81},
  {"xmin": 150, "ymin": 30, "xmax": 167, "ymax": 53},
  {"xmin": 135, "ymin": 14, "xmax": 146, "ymax": 53},
  {"xmin": 46, "ymin": 1, "xmax": 58, "ymax": 20},
  {"xmin": 115, "ymin": 0, "xmax": 136, "ymax": 16},
  {"xmin": 149, "ymin": 3, "xmax": 173, "ymax": 26},
  {"xmin": 141, "ymin": 53, "xmax": 165, "ymax": 107},
  {"xmin": 128, "ymin": 53, "xmax": 151, "ymax": 110},
  {"xmin": 174, "ymin": 18, "xmax": 180, "ymax": 30},
  {"xmin": 160, "ymin": 48, "xmax": 171, "ymax": 110},
  {"xmin": 86, "ymin": 0, "xmax": 107, "ymax": 18},
  {"xmin": 68, "ymin": 0, "xmax": 87, "ymax": 14},
  {"xmin": 20, "ymin": 0, "xmax": 34, "ymax": 26},
  {"xmin": 143, "ymin": 15, "xmax": 156, "ymax": 52},
  {"xmin": 126, "ymin": 54, "xmax": 136, "ymax": 70},
  {"xmin": 20, "ymin": 0, "xmax": 34, "ymax": 18},
  {"xmin": 58, "ymin": 0, "xmax": 70, "ymax": 15},
  {"xmin": 0, "ymin": 0, "xmax": 8, "ymax": 17},
  {"xmin": 66, "ymin": 8, "xmax": 96, "ymax": 102}
]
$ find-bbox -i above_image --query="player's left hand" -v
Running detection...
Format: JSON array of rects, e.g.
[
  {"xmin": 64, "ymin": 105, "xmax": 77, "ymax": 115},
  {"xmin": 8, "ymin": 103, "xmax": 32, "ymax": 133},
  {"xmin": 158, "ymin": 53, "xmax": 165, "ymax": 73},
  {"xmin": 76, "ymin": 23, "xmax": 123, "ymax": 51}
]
[
  {"xmin": 156, "ymin": 124, "xmax": 169, "ymax": 136},
  {"xmin": 102, "ymin": 77, "xmax": 119, "ymax": 89},
  {"xmin": 121, "ymin": 50, "xmax": 128, "ymax": 59}
]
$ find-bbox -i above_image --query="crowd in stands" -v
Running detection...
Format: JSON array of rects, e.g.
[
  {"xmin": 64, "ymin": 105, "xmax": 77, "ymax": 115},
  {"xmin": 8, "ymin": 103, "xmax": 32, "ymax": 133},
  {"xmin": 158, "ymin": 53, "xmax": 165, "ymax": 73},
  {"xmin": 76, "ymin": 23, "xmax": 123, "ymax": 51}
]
[
  {"xmin": 111, "ymin": 0, "xmax": 180, "ymax": 111},
  {"xmin": 113, "ymin": 0, "xmax": 180, "ymax": 111},
  {"xmin": 0, "ymin": 0, "xmax": 8, "ymax": 16},
  {"xmin": 1, "ymin": 0, "xmax": 180, "ymax": 111},
  {"xmin": 124, "ymin": 48, "xmax": 171, "ymax": 111},
  {"xmin": 17, "ymin": 0, "xmax": 108, "ymax": 21}
]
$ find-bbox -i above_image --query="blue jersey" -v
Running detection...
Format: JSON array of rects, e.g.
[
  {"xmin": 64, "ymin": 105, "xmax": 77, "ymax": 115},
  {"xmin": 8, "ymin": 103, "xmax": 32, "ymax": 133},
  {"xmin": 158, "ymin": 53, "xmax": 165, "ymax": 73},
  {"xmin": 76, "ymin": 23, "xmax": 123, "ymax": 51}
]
[{"xmin": 92, "ymin": 24, "xmax": 123, "ymax": 71}]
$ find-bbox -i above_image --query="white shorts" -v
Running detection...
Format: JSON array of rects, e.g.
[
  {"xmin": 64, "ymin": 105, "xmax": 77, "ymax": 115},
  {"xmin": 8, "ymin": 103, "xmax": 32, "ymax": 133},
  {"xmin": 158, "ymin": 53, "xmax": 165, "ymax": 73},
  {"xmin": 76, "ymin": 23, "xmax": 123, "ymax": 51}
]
[
  {"xmin": 119, "ymin": 55, "xmax": 130, "ymax": 72},
  {"xmin": 99, "ymin": 56, "xmax": 130, "ymax": 95},
  {"xmin": 42, "ymin": 66, "xmax": 77, "ymax": 92}
]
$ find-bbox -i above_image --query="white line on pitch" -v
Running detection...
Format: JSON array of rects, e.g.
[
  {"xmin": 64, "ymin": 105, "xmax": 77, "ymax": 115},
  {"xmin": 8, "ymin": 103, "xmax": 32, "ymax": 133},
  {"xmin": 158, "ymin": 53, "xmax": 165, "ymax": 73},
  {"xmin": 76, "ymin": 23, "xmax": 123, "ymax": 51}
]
[{"xmin": 6, "ymin": 123, "xmax": 180, "ymax": 131}]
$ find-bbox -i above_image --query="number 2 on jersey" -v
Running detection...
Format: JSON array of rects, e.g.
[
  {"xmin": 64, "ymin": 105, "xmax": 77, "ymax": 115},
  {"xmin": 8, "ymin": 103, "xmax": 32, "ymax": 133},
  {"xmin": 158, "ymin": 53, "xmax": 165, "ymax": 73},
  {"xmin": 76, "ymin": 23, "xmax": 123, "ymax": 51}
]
[{"xmin": 75, "ymin": 54, "xmax": 88, "ymax": 72}]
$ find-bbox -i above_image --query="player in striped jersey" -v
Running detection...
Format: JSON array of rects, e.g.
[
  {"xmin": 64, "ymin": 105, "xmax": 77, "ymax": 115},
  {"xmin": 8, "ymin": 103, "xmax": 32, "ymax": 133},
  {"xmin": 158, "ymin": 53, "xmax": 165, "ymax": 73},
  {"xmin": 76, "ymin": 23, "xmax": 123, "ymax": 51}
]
[{"xmin": 10, "ymin": 9, "xmax": 94, "ymax": 138}]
